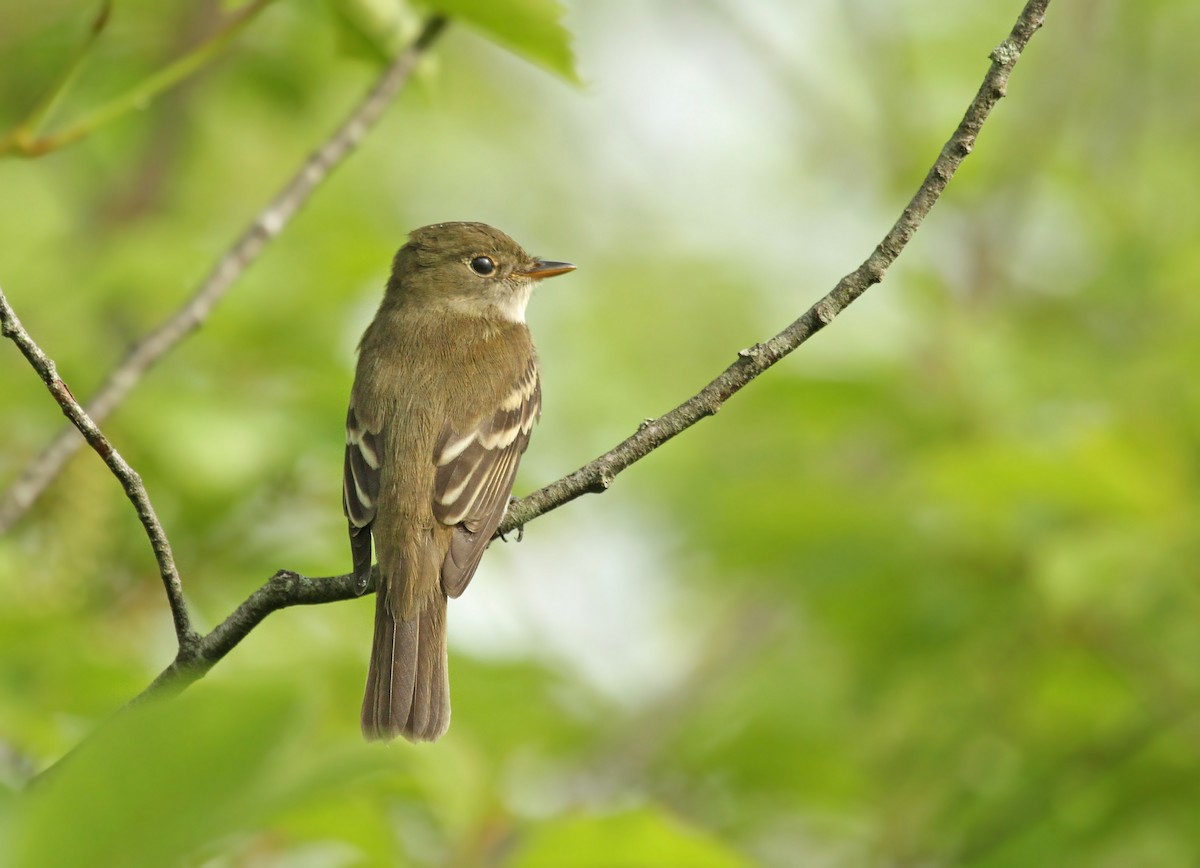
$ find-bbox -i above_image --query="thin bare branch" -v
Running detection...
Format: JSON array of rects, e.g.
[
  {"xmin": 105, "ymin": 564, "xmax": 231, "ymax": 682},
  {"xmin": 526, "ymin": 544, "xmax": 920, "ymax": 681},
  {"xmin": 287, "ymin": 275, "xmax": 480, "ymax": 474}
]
[
  {"xmin": 0, "ymin": 0, "xmax": 274, "ymax": 158},
  {"xmin": 0, "ymin": 15, "xmax": 448, "ymax": 533},
  {"xmin": 498, "ymin": 0, "xmax": 1051, "ymax": 536},
  {"xmin": 134, "ymin": 568, "xmax": 367, "ymax": 702},
  {"xmin": 0, "ymin": 289, "xmax": 195, "ymax": 648},
  {"xmin": 129, "ymin": 0, "xmax": 1054, "ymax": 704},
  {"xmin": 0, "ymin": 1, "xmax": 113, "ymax": 156}
]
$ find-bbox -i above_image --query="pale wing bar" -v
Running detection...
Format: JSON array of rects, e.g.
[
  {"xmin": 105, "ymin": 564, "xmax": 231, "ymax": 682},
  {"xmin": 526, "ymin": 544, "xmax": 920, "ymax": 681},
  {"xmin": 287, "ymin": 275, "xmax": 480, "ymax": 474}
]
[
  {"xmin": 344, "ymin": 404, "xmax": 383, "ymax": 593},
  {"xmin": 432, "ymin": 361, "xmax": 540, "ymax": 597}
]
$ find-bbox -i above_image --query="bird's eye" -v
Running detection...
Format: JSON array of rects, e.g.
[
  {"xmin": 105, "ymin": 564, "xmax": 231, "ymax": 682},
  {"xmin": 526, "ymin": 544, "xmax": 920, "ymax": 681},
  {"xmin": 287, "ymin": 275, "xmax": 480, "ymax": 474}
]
[{"xmin": 469, "ymin": 256, "xmax": 495, "ymax": 276}]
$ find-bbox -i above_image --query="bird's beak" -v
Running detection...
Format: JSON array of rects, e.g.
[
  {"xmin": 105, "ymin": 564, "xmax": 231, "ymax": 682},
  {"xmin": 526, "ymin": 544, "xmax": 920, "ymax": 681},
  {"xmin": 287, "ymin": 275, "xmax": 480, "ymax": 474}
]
[{"xmin": 522, "ymin": 260, "xmax": 576, "ymax": 280}]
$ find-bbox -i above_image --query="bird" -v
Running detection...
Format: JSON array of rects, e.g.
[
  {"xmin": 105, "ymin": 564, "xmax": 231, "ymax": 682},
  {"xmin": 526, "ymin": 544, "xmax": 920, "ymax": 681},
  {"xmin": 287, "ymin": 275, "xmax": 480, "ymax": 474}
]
[{"xmin": 343, "ymin": 221, "xmax": 575, "ymax": 741}]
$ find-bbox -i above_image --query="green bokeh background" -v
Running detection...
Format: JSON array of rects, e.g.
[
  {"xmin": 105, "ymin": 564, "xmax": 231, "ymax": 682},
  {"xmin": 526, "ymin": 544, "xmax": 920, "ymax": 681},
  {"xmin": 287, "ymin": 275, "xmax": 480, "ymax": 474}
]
[{"xmin": 2, "ymin": 0, "xmax": 1198, "ymax": 865}]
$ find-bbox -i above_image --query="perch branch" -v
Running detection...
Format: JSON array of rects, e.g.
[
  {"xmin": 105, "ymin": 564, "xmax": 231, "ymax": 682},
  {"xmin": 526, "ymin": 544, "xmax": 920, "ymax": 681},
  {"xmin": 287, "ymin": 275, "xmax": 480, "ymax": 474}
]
[
  {"xmin": 125, "ymin": 0, "xmax": 1054, "ymax": 702},
  {"xmin": 497, "ymin": 0, "xmax": 1051, "ymax": 534},
  {"xmin": 134, "ymin": 568, "xmax": 366, "ymax": 702},
  {"xmin": 0, "ymin": 15, "xmax": 448, "ymax": 533}
]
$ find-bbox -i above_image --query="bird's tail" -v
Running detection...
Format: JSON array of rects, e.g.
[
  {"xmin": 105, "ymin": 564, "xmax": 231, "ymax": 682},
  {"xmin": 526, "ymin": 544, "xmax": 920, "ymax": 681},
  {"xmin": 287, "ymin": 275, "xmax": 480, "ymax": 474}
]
[{"xmin": 361, "ymin": 589, "xmax": 450, "ymax": 742}]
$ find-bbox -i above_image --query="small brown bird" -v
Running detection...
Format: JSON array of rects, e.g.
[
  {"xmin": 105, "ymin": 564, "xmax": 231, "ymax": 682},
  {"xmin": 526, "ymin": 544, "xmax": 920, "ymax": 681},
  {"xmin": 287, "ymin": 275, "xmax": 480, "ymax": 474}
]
[{"xmin": 344, "ymin": 222, "xmax": 574, "ymax": 742}]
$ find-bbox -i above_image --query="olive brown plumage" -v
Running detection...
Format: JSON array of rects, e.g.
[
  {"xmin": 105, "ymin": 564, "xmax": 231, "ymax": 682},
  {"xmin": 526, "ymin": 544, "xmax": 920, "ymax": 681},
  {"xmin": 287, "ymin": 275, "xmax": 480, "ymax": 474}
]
[{"xmin": 343, "ymin": 222, "xmax": 574, "ymax": 741}]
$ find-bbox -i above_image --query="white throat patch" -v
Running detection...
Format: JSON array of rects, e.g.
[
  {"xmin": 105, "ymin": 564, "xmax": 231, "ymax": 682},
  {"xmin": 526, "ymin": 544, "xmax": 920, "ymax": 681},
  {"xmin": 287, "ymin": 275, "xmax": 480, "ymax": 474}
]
[{"xmin": 493, "ymin": 283, "xmax": 533, "ymax": 323}]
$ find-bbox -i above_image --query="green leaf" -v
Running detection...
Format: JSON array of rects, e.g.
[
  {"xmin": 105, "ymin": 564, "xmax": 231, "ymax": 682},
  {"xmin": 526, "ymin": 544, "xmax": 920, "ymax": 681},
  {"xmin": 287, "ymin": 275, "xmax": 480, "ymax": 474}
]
[
  {"xmin": 421, "ymin": 0, "xmax": 579, "ymax": 83},
  {"xmin": 5, "ymin": 684, "xmax": 375, "ymax": 868},
  {"xmin": 325, "ymin": 0, "xmax": 419, "ymax": 64}
]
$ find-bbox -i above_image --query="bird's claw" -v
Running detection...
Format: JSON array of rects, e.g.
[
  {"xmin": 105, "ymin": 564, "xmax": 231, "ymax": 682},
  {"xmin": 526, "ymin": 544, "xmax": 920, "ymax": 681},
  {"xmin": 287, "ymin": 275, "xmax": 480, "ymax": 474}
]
[{"xmin": 498, "ymin": 496, "xmax": 525, "ymax": 543}]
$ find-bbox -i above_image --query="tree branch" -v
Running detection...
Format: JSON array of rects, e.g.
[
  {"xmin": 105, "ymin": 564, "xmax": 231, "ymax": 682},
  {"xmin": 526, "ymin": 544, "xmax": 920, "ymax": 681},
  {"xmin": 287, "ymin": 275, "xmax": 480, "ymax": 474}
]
[
  {"xmin": 7, "ymin": 0, "xmax": 1052, "ymax": 740},
  {"xmin": 124, "ymin": 0, "xmax": 1054, "ymax": 704},
  {"xmin": 0, "ymin": 289, "xmax": 195, "ymax": 648},
  {"xmin": 0, "ymin": 0, "xmax": 276, "ymax": 158},
  {"xmin": 0, "ymin": 15, "xmax": 448, "ymax": 533},
  {"xmin": 499, "ymin": 0, "xmax": 1051, "ymax": 535},
  {"xmin": 134, "ymin": 568, "xmax": 366, "ymax": 703}
]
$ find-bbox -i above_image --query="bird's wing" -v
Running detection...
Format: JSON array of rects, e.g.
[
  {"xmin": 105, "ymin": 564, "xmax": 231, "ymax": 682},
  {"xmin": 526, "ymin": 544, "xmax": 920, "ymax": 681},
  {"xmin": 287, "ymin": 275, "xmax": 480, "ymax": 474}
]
[
  {"xmin": 344, "ymin": 402, "xmax": 384, "ymax": 594},
  {"xmin": 432, "ymin": 357, "xmax": 540, "ymax": 598}
]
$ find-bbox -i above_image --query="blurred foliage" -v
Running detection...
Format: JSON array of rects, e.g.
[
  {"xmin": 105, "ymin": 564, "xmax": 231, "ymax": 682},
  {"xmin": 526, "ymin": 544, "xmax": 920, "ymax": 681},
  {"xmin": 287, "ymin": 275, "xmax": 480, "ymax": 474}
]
[{"xmin": 2, "ymin": 0, "xmax": 1199, "ymax": 865}]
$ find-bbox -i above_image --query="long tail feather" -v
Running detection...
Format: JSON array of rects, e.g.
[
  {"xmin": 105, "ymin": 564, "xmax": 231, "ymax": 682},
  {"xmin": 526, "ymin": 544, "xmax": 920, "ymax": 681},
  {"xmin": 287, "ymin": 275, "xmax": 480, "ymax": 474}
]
[{"xmin": 361, "ymin": 591, "xmax": 450, "ymax": 742}]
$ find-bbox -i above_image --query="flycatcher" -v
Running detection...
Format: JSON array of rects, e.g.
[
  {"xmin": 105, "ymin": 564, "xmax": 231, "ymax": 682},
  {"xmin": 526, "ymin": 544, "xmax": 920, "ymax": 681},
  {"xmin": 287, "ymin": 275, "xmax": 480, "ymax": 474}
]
[{"xmin": 344, "ymin": 221, "xmax": 574, "ymax": 742}]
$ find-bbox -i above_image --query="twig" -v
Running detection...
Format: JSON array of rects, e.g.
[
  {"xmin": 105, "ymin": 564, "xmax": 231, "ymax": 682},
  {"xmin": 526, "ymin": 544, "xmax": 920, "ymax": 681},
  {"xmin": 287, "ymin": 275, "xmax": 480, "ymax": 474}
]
[
  {"xmin": 0, "ymin": 1, "xmax": 113, "ymax": 157},
  {"xmin": 0, "ymin": 15, "xmax": 448, "ymax": 533},
  {"xmin": 134, "ymin": 569, "xmax": 367, "ymax": 702},
  {"xmin": 125, "ymin": 0, "xmax": 1054, "ymax": 704},
  {"xmin": 0, "ymin": 0, "xmax": 275, "ymax": 158},
  {"xmin": 0, "ymin": 289, "xmax": 195, "ymax": 648},
  {"xmin": 498, "ymin": 0, "xmax": 1051, "ymax": 536}
]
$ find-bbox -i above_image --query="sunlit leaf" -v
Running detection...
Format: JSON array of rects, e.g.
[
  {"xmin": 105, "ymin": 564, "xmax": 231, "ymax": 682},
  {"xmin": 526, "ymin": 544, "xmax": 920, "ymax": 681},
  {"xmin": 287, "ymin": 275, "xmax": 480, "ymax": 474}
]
[
  {"xmin": 325, "ymin": 0, "xmax": 417, "ymax": 63},
  {"xmin": 419, "ymin": 0, "xmax": 578, "ymax": 83}
]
